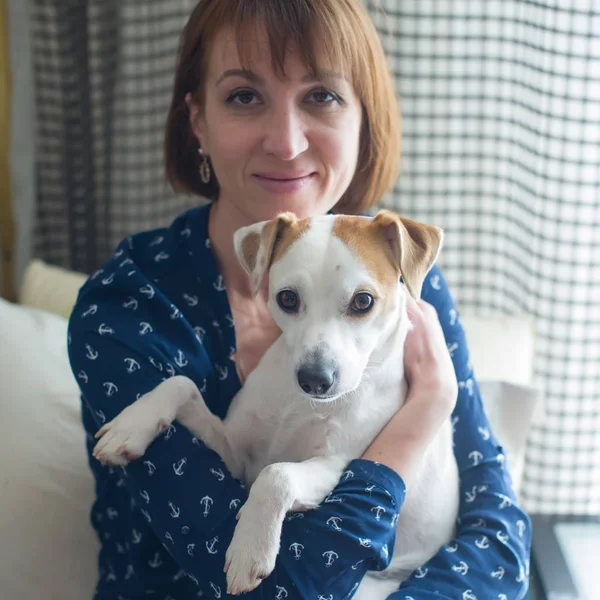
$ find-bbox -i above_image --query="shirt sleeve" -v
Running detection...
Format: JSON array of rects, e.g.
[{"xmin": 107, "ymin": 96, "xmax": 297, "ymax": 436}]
[
  {"xmin": 388, "ymin": 265, "xmax": 532, "ymax": 600},
  {"xmin": 68, "ymin": 258, "xmax": 406, "ymax": 599}
]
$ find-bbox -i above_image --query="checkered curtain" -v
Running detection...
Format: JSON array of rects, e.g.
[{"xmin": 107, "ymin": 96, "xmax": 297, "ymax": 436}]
[{"xmin": 30, "ymin": 1, "xmax": 599, "ymax": 515}]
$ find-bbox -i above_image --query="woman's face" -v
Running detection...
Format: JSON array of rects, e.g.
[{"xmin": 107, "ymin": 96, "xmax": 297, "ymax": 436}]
[{"xmin": 188, "ymin": 25, "xmax": 363, "ymax": 223}]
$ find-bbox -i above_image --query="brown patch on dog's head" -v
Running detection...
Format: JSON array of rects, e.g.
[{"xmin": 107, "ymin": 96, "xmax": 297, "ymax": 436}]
[
  {"xmin": 333, "ymin": 211, "xmax": 443, "ymax": 303},
  {"xmin": 234, "ymin": 212, "xmax": 311, "ymax": 295}
]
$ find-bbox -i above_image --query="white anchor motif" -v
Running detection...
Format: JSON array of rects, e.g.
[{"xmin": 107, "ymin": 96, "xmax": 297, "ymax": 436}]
[
  {"xmin": 141, "ymin": 509, "xmax": 151, "ymax": 523},
  {"xmin": 463, "ymin": 591, "xmax": 477, "ymax": 600},
  {"xmin": 289, "ymin": 542, "xmax": 304, "ymax": 559},
  {"xmin": 200, "ymin": 378, "xmax": 207, "ymax": 394},
  {"xmin": 132, "ymin": 529, "xmax": 142, "ymax": 544},
  {"xmin": 371, "ymin": 505, "xmax": 386, "ymax": 520},
  {"xmin": 451, "ymin": 415, "xmax": 460, "ymax": 432},
  {"xmin": 225, "ymin": 313, "xmax": 235, "ymax": 327},
  {"xmin": 469, "ymin": 450, "xmax": 483, "ymax": 466},
  {"xmin": 127, "ymin": 270, "xmax": 136, "ymax": 277},
  {"xmin": 516, "ymin": 519, "xmax": 526, "ymax": 537},
  {"xmin": 78, "ymin": 370, "xmax": 89, "ymax": 384},
  {"xmin": 317, "ymin": 595, "xmax": 333, "ymax": 600},
  {"xmin": 447, "ymin": 341, "xmax": 459, "ymax": 356},
  {"xmin": 180, "ymin": 226, "xmax": 191, "ymax": 238},
  {"xmin": 210, "ymin": 467, "xmax": 225, "ymax": 481},
  {"xmin": 106, "ymin": 507, "xmax": 119, "ymax": 520},
  {"xmin": 285, "ymin": 512, "xmax": 304, "ymax": 521},
  {"xmin": 82, "ymin": 304, "xmax": 98, "ymax": 318},
  {"xmin": 154, "ymin": 251, "xmax": 170, "ymax": 262},
  {"xmin": 206, "ymin": 536, "xmax": 219, "ymax": 554},
  {"xmin": 475, "ymin": 535, "xmax": 490, "ymax": 549},
  {"xmin": 139, "ymin": 490, "xmax": 150, "ymax": 504},
  {"xmin": 143, "ymin": 460, "xmax": 156, "ymax": 475},
  {"xmin": 103, "ymin": 382, "xmax": 118, "ymax": 397},
  {"xmin": 165, "ymin": 363, "xmax": 176, "ymax": 377},
  {"xmin": 124, "ymin": 358, "xmax": 141, "ymax": 373},
  {"xmin": 381, "ymin": 544, "xmax": 389, "ymax": 560},
  {"xmin": 390, "ymin": 512, "xmax": 399, "ymax": 527},
  {"xmin": 187, "ymin": 572, "xmax": 199, "ymax": 585},
  {"xmin": 200, "ymin": 496, "xmax": 213, "ymax": 517},
  {"xmin": 169, "ymin": 304, "xmax": 181, "ymax": 320},
  {"xmin": 491, "ymin": 565, "xmax": 505, "ymax": 579},
  {"xmin": 415, "ymin": 567, "xmax": 428, "ymax": 578},
  {"xmin": 187, "ymin": 543, "xmax": 195, "ymax": 557},
  {"xmin": 174, "ymin": 349, "xmax": 188, "ymax": 368},
  {"xmin": 458, "ymin": 378, "xmax": 474, "ymax": 395},
  {"xmin": 342, "ymin": 469, "xmax": 354, "ymax": 480},
  {"xmin": 119, "ymin": 258, "xmax": 134, "ymax": 269},
  {"xmin": 213, "ymin": 275, "xmax": 226, "ymax": 291},
  {"xmin": 498, "ymin": 494, "xmax": 512, "ymax": 509},
  {"xmin": 216, "ymin": 364, "xmax": 228, "ymax": 380},
  {"xmin": 209, "ymin": 582, "xmax": 221, "ymax": 598},
  {"xmin": 164, "ymin": 531, "xmax": 174, "ymax": 544},
  {"xmin": 124, "ymin": 564, "xmax": 134, "ymax": 580},
  {"xmin": 498, "ymin": 595, "xmax": 508, "ymax": 600},
  {"xmin": 478, "ymin": 426, "xmax": 490, "ymax": 440},
  {"xmin": 95, "ymin": 410, "xmax": 106, "ymax": 424},
  {"xmin": 101, "ymin": 273, "xmax": 115, "ymax": 286},
  {"xmin": 148, "ymin": 552, "xmax": 163, "ymax": 568},
  {"xmin": 205, "ymin": 238, "xmax": 211, "ymax": 249},
  {"xmin": 275, "ymin": 585, "xmax": 288, "ymax": 599},
  {"xmin": 497, "ymin": 453, "xmax": 506, "ymax": 466},
  {"xmin": 471, "ymin": 517, "xmax": 487, "ymax": 528},
  {"xmin": 164, "ymin": 423, "xmax": 176, "ymax": 440},
  {"xmin": 139, "ymin": 321, "xmax": 153, "ymax": 335},
  {"xmin": 139, "ymin": 284, "xmax": 155, "ymax": 299},
  {"xmin": 446, "ymin": 542, "xmax": 459, "ymax": 552},
  {"xmin": 123, "ymin": 297, "xmax": 139, "ymax": 310},
  {"xmin": 449, "ymin": 308, "xmax": 458, "ymax": 325},
  {"xmin": 327, "ymin": 516, "xmax": 342, "ymax": 531},
  {"xmin": 496, "ymin": 530, "xmax": 509, "ymax": 544},
  {"xmin": 91, "ymin": 268, "xmax": 104, "ymax": 280},
  {"xmin": 168, "ymin": 501, "xmax": 180, "ymax": 518},
  {"xmin": 173, "ymin": 458, "xmax": 187, "ymax": 476},
  {"xmin": 452, "ymin": 561, "xmax": 469, "ymax": 575},
  {"xmin": 85, "ymin": 344, "xmax": 99, "ymax": 360},
  {"xmin": 351, "ymin": 559, "xmax": 364, "ymax": 570},
  {"xmin": 324, "ymin": 493, "xmax": 344, "ymax": 503},
  {"xmin": 148, "ymin": 356, "xmax": 163, "ymax": 371},
  {"xmin": 359, "ymin": 538, "xmax": 372, "ymax": 548},
  {"xmin": 113, "ymin": 248, "xmax": 124, "ymax": 258},
  {"xmin": 149, "ymin": 235, "xmax": 164, "ymax": 247},
  {"xmin": 183, "ymin": 293, "xmax": 198, "ymax": 307},
  {"xmin": 431, "ymin": 274, "xmax": 441, "ymax": 290},
  {"xmin": 229, "ymin": 498, "xmax": 241, "ymax": 510},
  {"xmin": 173, "ymin": 569, "xmax": 186, "ymax": 581},
  {"xmin": 194, "ymin": 326, "xmax": 205, "ymax": 342},
  {"xmin": 322, "ymin": 550, "xmax": 338, "ymax": 567}
]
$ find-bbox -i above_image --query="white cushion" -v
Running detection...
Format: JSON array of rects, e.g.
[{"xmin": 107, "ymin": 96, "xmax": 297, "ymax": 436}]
[{"xmin": 0, "ymin": 298, "xmax": 98, "ymax": 600}]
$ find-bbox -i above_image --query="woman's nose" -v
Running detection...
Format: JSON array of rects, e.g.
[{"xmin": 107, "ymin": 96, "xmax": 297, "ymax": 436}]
[{"xmin": 262, "ymin": 106, "xmax": 309, "ymax": 160}]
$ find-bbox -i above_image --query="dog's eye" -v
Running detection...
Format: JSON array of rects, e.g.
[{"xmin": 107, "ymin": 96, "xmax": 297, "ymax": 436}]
[
  {"xmin": 351, "ymin": 293, "xmax": 374, "ymax": 313},
  {"xmin": 277, "ymin": 290, "xmax": 299, "ymax": 313}
]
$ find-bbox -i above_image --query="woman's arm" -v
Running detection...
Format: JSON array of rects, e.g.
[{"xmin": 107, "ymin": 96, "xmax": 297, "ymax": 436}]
[
  {"xmin": 68, "ymin": 259, "xmax": 405, "ymax": 599},
  {"xmin": 385, "ymin": 266, "xmax": 532, "ymax": 600}
]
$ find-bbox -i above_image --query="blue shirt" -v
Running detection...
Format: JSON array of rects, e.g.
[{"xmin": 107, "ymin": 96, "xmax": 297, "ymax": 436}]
[{"xmin": 68, "ymin": 203, "xmax": 531, "ymax": 600}]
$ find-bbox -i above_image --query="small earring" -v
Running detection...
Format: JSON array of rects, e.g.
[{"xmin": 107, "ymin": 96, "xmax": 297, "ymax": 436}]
[{"xmin": 198, "ymin": 147, "xmax": 211, "ymax": 184}]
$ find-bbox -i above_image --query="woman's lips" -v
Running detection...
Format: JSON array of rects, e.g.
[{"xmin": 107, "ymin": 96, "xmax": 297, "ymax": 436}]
[{"xmin": 253, "ymin": 172, "xmax": 316, "ymax": 193}]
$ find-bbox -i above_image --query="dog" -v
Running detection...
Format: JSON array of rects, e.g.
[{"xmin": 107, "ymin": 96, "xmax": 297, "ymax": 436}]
[{"xmin": 93, "ymin": 209, "xmax": 460, "ymax": 598}]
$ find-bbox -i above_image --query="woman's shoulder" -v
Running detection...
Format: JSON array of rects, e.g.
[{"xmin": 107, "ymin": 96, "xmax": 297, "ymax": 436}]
[{"xmin": 73, "ymin": 203, "xmax": 214, "ymax": 315}]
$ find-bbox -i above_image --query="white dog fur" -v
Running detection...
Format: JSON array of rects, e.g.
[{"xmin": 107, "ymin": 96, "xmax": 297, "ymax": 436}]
[{"xmin": 93, "ymin": 210, "xmax": 459, "ymax": 598}]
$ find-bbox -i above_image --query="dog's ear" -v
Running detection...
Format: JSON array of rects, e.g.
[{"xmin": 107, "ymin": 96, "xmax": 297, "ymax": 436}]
[
  {"xmin": 373, "ymin": 209, "xmax": 443, "ymax": 299},
  {"xmin": 233, "ymin": 212, "xmax": 297, "ymax": 295}
]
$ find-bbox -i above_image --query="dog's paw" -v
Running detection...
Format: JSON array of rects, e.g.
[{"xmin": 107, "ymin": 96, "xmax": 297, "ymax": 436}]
[
  {"xmin": 224, "ymin": 501, "xmax": 281, "ymax": 595},
  {"xmin": 92, "ymin": 397, "xmax": 172, "ymax": 466}
]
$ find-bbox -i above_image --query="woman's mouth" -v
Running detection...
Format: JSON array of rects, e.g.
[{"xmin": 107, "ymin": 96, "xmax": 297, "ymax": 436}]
[{"xmin": 252, "ymin": 172, "xmax": 316, "ymax": 193}]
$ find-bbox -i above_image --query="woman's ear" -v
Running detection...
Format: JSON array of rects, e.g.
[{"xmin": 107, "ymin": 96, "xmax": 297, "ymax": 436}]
[{"xmin": 185, "ymin": 92, "xmax": 208, "ymax": 152}]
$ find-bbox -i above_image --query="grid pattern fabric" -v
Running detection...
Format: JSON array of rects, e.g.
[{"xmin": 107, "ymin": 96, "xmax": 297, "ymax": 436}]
[
  {"xmin": 30, "ymin": 0, "xmax": 199, "ymax": 274},
  {"xmin": 29, "ymin": 1, "xmax": 600, "ymax": 514},
  {"xmin": 369, "ymin": 0, "xmax": 600, "ymax": 515}
]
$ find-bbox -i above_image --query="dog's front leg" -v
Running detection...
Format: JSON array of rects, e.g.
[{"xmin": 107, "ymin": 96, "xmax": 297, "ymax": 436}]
[
  {"xmin": 225, "ymin": 455, "xmax": 347, "ymax": 595},
  {"xmin": 93, "ymin": 375, "xmax": 241, "ymax": 478}
]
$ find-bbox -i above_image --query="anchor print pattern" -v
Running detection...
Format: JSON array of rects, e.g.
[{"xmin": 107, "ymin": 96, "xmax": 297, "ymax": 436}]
[{"xmin": 68, "ymin": 204, "xmax": 531, "ymax": 599}]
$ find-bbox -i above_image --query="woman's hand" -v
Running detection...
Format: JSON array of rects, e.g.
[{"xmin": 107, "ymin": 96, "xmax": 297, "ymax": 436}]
[{"xmin": 361, "ymin": 292, "xmax": 458, "ymax": 486}]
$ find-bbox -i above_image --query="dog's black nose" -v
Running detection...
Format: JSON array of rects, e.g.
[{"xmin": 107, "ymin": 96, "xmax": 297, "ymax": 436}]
[{"xmin": 297, "ymin": 365, "xmax": 336, "ymax": 396}]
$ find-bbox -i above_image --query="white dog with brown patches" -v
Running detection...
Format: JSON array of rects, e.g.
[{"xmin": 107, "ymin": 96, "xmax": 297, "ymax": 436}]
[{"xmin": 93, "ymin": 210, "xmax": 460, "ymax": 598}]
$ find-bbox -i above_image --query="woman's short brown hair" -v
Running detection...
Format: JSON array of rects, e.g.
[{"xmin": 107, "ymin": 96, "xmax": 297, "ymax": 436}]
[{"xmin": 165, "ymin": 0, "xmax": 401, "ymax": 214}]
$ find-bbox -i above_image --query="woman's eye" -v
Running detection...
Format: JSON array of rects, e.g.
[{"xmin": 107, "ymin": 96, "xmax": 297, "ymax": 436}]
[
  {"xmin": 351, "ymin": 293, "xmax": 374, "ymax": 314},
  {"xmin": 307, "ymin": 88, "xmax": 341, "ymax": 105},
  {"xmin": 277, "ymin": 290, "xmax": 299, "ymax": 313},
  {"xmin": 226, "ymin": 90, "xmax": 260, "ymax": 106}
]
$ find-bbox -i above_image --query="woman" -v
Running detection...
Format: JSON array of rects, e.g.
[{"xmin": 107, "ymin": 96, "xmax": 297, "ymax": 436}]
[{"xmin": 67, "ymin": 1, "xmax": 531, "ymax": 598}]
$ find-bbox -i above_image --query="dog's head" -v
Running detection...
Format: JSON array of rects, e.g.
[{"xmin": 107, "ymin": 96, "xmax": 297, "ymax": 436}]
[{"xmin": 233, "ymin": 210, "xmax": 443, "ymax": 401}]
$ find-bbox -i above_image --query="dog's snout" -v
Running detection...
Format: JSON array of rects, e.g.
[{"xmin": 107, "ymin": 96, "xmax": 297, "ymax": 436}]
[{"xmin": 297, "ymin": 364, "xmax": 337, "ymax": 397}]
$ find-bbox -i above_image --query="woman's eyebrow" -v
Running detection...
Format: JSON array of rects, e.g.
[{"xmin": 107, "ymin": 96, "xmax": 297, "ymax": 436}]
[
  {"xmin": 302, "ymin": 69, "xmax": 345, "ymax": 84},
  {"xmin": 216, "ymin": 67, "xmax": 346, "ymax": 86},
  {"xmin": 216, "ymin": 68, "xmax": 263, "ymax": 85}
]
